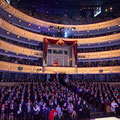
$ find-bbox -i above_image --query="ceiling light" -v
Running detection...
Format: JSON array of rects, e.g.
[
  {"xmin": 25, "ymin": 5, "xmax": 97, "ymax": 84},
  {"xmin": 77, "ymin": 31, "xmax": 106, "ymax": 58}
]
[
  {"xmin": 17, "ymin": 36, "xmax": 20, "ymax": 38},
  {"xmin": 105, "ymin": 9, "xmax": 108, "ymax": 12},
  {"xmin": 19, "ymin": 20, "xmax": 22, "ymax": 22},
  {"xmin": 8, "ymin": 14, "xmax": 11, "ymax": 17},
  {"xmin": 7, "ymin": 32, "xmax": 10, "ymax": 34}
]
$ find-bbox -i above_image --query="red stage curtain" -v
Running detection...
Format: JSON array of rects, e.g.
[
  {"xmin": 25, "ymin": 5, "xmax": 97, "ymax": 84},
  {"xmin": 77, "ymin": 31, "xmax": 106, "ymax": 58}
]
[
  {"xmin": 73, "ymin": 41, "xmax": 77, "ymax": 63},
  {"xmin": 44, "ymin": 38, "xmax": 48, "ymax": 63},
  {"xmin": 64, "ymin": 40, "xmax": 75, "ymax": 46},
  {"xmin": 47, "ymin": 39, "xmax": 58, "ymax": 44}
]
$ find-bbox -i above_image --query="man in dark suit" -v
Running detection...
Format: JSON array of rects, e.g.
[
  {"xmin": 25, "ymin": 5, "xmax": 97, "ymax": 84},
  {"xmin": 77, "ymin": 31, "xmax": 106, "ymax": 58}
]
[
  {"xmin": 25, "ymin": 102, "xmax": 32, "ymax": 120},
  {"xmin": 17, "ymin": 104, "xmax": 24, "ymax": 120}
]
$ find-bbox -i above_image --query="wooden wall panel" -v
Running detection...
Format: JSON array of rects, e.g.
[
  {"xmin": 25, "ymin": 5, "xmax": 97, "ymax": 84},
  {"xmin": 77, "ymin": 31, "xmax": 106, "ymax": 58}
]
[{"xmin": 0, "ymin": 61, "xmax": 120, "ymax": 74}]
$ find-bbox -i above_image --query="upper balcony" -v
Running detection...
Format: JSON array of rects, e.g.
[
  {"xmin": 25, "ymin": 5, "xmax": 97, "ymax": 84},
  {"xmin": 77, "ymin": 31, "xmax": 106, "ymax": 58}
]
[{"xmin": 0, "ymin": 17, "xmax": 120, "ymax": 45}]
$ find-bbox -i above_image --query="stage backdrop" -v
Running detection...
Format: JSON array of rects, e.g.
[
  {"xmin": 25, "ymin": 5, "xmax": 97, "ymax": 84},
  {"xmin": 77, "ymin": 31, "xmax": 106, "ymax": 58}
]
[{"xmin": 44, "ymin": 38, "xmax": 77, "ymax": 64}]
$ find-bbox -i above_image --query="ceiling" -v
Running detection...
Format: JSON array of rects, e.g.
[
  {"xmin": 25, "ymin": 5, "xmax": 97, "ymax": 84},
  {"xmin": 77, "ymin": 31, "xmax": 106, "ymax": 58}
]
[
  {"xmin": 11, "ymin": 0, "xmax": 120, "ymax": 18},
  {"xmin": 18, "ymin": 0, "xmax": 120, "ymax": 9}
]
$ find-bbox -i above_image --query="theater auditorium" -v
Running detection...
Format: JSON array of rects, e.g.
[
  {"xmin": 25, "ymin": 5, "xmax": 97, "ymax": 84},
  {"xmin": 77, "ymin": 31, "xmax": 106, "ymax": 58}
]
[{"xmin": 0, "ymin": 0, "xmax": 120, "ymax": 120}]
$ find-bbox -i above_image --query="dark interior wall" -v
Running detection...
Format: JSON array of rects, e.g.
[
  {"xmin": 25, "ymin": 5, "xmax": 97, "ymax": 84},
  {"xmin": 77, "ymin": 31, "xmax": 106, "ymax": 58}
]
[{"xmin": 0, "ymin": 72, "xmax": 119, "ymax": 82}]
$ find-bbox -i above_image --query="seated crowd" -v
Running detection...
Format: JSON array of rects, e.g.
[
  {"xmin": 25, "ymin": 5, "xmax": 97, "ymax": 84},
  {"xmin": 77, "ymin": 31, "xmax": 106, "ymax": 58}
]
[
  {"xmin": 2, "ymin": 35, "xmax": 120, "ymax": 53},
  {"xmin": 74, "ymin": 78, "xmax": 120, "ymax": 82},
  {"xmin": 0, "ymin": 78, "xmax": 42, "ymax": 82},
  {"xmin": 0, "ymin": 55, "xmax": 43, "ymax": 66},
  {"xmin": 18, "ymin": 7, "xmax": 120, "ymax": 25},
  {"xmin": 0, "ymin": 36, "xmax": 42, "ymax": 50},
  {"xmin": 0, "ymin": 54, "xmax": 120, "ymax": 67},
  {"xmin": 77, "ymin": 44, "xmax": 120, "ymax": 53},
  {"xmin": 64, "ymin": 79, "xmax": 120, "ymax": 116},
  {"xmin": 0, "ymin": 79, "xmax": 90, "ymax": 120},
  {"xmin": 0, "ymin": 77, "xmax": 120, "ymax": 83},
  {"xmin": 77, "ymin": 60, "xmax": 120, "ymax": 67}
]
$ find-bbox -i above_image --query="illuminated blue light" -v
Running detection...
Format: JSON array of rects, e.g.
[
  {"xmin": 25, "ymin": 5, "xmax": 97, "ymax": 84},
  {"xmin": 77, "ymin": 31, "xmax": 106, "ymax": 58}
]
[
  {"xmin": 6, "ymin": 0, "xmax": 10, "ymax": 4},
  {"xmin": 64, "ymin": 32, "xmax": 68, "ymax": 38}
]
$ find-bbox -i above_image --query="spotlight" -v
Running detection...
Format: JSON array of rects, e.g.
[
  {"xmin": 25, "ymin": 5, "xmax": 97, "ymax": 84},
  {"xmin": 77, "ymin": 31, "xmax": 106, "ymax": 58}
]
[
  {"xmin": 64, "ymin": 32, "xmax": 68, "ymax": 38},
  {"xmin": 8, "ymin": 14, "xmax": 11, "ymax": 17},
  {"xmin": 105, "ymin": 9, "xmax": 108, "ymax": 12},
  {"xmin": 110, "ymin": 7, "xmax": 112, "ymax": 11},
  {"xmin": 19, "ymin": 20, "xmax": 21, "ymax": 22},
  {"xmin": 7, "ymin": 32, "xmax": 10, "ymax": 34},
  {"xmin": 17, "ymin": 36, "xmax": 20, "ymax": 38}
]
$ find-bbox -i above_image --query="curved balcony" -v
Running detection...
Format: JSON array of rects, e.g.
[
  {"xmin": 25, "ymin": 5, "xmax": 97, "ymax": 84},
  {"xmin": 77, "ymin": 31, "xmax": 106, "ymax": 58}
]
[
  {"xmin": 0, "ymin": 35, "xmax": 42, "ymax": 50},
  {"xmin": 0, "ymin": 18, "xmax": 120, "ymax": 44},
  {"xmin": 0, "ymin": 40, "xmax": 43, "ymax": 57},
  {"xmin": 77, "ymin": 59, "xmax": 120, "ymax": 67},
  {"xmin": 0, "ymin": 8, "xmax": 120, "ymax": 38},
  {"xmin": 77, "ymin": 39, "xmax": 120, "ymax": 48},
  {"xmin": 0, "ymin": 61, "xmax": 119, "ymax": 74},
  {"xmin": 0, "ymin": 27, "xmax": 39, "ymax": 46},
  {"xmin": 77, "ymin": 44, "xmax": 120, "ymax": 53},
  {"xmin": 0, "ymin": 61, "xmax": 43, "ymax": 73},
  {"xmin": 0, "ymin": 0, "xmax": 120, "ymax": 32},
  {"xmin": 0, "ymin": 49, "xmax": 38, "ymax": 60},
  {"xmin": 0, "ymin": 25, "xmax": 119, "ymax": 48},
  {"xmin": 0, "ymin": 8, "xmax": 57, "ymax": 35},
  {"xmin": 0, "ymin": 54, "xmax": 43, "ymax": 66},
  {"xmin": 77, "ymin": 49, "xmax": 120, "ymax": 60},
  {"xmin": 78, "ymin": 56, "xmax": 120, "ymax": 62}
]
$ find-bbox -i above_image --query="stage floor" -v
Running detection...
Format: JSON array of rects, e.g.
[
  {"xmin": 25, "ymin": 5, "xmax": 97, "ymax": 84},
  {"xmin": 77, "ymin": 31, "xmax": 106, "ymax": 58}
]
[{"xmin": 91, "ymin": 117, "xmax": 120, "ymax": 120}]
